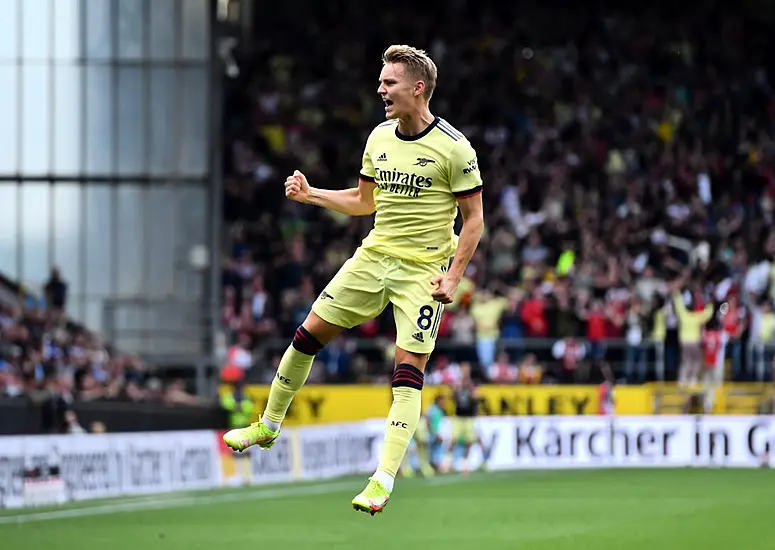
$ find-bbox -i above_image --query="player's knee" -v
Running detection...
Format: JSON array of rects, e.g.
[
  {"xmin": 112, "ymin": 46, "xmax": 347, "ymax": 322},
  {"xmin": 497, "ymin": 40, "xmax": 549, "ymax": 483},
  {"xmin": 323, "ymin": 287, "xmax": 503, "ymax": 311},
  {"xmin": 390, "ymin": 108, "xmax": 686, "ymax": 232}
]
[
  {"xmin": 301, "ymin": 310, "xmax": 344, "ymax": 345},
  {"xmin": 394, "ymin": 347, "xmax": 430, "ymax": 372},
  {"xmin": 291, "ymin": 325, "xmax": 325, "ymax": 355}
]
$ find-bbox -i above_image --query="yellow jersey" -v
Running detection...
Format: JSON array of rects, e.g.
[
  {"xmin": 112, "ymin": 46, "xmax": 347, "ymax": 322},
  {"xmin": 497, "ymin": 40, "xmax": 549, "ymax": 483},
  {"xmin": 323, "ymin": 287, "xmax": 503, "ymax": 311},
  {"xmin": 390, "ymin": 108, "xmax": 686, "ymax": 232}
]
[
  {"xmin": 358, "ymin": 117, "xmax": 483, "ymax": 264},
  {"xmin": 470, "ymin": 296, "xmax": 509, "ymax": 340},
  {"xmin": 672, "ymin": 293, "xmax": 714, "ymax": 344}
]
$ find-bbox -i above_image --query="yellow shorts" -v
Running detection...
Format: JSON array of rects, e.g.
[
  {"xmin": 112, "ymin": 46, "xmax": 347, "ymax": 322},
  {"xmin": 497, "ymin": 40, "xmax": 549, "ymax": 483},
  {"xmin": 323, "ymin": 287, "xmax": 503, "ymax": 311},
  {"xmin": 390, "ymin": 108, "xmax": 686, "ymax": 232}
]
[
  {"xmin": 451, "ymin": 417, "xmax": 477, "ymax": 445},
  {"xmin": 311, "ymin": 247, "xmax": 447, "ymax": 354}
]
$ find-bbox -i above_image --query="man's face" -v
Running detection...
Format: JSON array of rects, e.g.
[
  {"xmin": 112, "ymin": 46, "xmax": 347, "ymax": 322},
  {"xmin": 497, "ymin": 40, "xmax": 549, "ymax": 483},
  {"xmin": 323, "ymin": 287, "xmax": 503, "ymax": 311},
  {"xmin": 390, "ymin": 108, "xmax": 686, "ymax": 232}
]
[{"xmin": 377, "ymin": 62, "xmax": 420, "ymax": 119}]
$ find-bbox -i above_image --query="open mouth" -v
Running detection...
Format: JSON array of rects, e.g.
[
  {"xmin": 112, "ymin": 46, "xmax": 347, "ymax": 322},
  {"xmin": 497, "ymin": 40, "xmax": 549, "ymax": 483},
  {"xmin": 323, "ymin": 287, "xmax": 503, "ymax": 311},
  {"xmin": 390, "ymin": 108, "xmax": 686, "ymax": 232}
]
[{"xmin": 383, "ymin": 99, "xmax": 394, "ymax": 107}]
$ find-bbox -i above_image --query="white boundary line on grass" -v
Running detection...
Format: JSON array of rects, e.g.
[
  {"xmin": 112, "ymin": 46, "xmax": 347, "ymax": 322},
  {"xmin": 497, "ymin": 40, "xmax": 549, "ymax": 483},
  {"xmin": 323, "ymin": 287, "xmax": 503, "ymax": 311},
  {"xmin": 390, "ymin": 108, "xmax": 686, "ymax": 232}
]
[
  {"xmin": 0, "ymin": 472, "xmax": 497, "ymax": 525},
  {"xmin": 0, "ymin": 480, "xmax": 359, "ymax": 525}
]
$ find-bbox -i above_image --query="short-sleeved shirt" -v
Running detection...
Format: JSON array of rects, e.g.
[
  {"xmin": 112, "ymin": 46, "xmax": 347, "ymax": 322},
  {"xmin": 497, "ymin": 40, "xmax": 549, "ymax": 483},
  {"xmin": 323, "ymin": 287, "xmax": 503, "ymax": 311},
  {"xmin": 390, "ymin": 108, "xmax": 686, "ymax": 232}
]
[
  {"xmin": 470, "ymin": 296, "xmax": 509, "ymax": 340},
  {"xmin": 358, "ymin": 116, "xmax": 483, "ymax": 264}
]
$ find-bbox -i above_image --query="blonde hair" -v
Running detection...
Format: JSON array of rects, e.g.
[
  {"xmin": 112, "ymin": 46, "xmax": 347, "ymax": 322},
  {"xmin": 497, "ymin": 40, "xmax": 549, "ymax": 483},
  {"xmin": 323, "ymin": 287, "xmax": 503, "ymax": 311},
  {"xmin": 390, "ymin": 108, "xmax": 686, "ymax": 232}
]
[{"xmin": 382, "ymin": 44, "xmax": 438, "ymax": 100}]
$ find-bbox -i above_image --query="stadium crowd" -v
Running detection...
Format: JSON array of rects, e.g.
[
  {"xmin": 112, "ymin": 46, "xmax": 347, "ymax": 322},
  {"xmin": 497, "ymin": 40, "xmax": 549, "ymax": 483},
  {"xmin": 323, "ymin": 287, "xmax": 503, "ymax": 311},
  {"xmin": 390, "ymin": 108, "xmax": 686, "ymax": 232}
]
[
  {"xmin": 221, "ymin": 3, "xmax": 775, "ymax": 385},
  {"xmin": 0, "ymin": 269, "xmax": 209, "ymax": 433}
]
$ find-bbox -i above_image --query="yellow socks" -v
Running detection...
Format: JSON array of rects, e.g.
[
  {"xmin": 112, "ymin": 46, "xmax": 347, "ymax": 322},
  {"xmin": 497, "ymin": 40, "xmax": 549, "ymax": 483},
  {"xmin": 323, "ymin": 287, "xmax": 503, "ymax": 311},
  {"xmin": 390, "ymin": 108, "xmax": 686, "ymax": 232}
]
[
  {"xmin": 372, "ymin": 364, "xmax": 424, "ymax": 492},
  {"xmin": 261, "ymin": 326, "xmax": 322, "ymax": 431}
]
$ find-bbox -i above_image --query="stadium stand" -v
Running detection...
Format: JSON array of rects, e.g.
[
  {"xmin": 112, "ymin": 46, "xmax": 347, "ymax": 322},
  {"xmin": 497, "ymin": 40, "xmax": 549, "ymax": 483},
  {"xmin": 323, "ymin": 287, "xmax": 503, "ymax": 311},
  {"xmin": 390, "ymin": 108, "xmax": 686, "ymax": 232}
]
[
  {"xmin": 220, "ymin": 2, "xmax": 775, "ymax": 386},
  {"xmin": 0, "ymin": 269, "xmax": 211, "ymax": 433}
]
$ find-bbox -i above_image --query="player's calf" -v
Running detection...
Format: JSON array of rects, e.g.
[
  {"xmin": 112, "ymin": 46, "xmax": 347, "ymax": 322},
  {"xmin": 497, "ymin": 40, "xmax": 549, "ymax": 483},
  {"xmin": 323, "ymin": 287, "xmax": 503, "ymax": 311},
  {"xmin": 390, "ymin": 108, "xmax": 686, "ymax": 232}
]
[
  {"xmin": 373, "ymin": 363, "xmax": 424, "ymax": 489},
  {"xmin": 353, "ymin": 363, "xmax": 424, "ymax": 512},
  {"xmin": 225, "ymin": 322, "xmax": 329, "ymax": 455},
  {"xmin": 261, "ymin": 325, "xmax": 325, "ymax": 432}
]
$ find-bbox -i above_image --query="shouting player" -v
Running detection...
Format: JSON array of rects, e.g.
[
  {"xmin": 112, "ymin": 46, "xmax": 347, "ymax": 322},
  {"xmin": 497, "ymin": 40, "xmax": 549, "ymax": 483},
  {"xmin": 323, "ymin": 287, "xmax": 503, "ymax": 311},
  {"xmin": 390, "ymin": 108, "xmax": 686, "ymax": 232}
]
[{"xmin": 223, "ymin": 44, "xmax": 485, "ymax": 515}]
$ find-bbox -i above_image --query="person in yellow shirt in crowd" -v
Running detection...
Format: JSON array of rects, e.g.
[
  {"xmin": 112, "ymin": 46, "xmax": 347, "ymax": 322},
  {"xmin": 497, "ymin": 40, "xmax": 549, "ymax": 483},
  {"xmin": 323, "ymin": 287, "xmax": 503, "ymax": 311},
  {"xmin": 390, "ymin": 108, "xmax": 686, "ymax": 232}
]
[
  {"xmin": 753, "ymin": 298, "xmax": 775, "ymax": 381},
  {"xmin": 517, "ymin": 353, "xmax": 543, "ymax": 384},
  {"xmin": 671, "ymin": 275, "xmax": 714, "ymax": 388},
  {"xmin": 470, "ymin": 287, "xmax": 509, "ymax": 370},
  {"xmin": 651, "ymin": 299, "xmax": 667, "ymax": 382}
]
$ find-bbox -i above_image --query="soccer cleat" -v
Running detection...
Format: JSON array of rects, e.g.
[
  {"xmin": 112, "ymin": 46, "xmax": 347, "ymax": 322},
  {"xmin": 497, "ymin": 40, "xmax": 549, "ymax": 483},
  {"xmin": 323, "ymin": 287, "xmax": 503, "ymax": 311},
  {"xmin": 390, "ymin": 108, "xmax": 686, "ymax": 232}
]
[
  {"xmin": 222, "ymin": 421, "xmax": 279, "ymax": 452},
  {"xmin": 352, "ymin": 478, "xmax": 391, "ymax": 516}
]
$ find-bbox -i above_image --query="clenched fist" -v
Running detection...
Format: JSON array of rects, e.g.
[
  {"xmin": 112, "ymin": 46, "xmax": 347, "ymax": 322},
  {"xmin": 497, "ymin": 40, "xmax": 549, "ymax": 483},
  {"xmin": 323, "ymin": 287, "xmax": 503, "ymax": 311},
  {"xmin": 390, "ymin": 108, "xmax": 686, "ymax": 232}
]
[
  {"xmin": 284, "ymin": 170, "xmax": 311, "ymax": 203},
  {"xmin": 430, "ymin": 274, "xmax": 459, "ymax": 304}
]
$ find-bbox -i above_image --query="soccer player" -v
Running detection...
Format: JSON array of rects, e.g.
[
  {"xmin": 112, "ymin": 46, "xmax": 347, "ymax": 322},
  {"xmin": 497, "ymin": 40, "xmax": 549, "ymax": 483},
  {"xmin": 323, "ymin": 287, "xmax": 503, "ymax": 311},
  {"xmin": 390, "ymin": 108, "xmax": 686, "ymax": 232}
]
[
  {"xmin": 403, "ymin": 394, "xmax": 446, "ymax": 476},
  {"xmin": 446, "ymin": 363, "xmax": 490, "ymax": 474},
  {"xmin": 423, "ymin": 394, "xmax": 447, "ymax": 471},
  {"xmin": 222, "ymin": 44, "xmax": 484, "ymax": 515}
]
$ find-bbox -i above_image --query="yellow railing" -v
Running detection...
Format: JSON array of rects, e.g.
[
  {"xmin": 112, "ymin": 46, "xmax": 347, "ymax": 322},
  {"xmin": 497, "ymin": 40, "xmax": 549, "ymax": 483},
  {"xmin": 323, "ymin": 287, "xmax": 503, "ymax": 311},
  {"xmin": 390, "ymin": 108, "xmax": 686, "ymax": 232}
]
[{"xmin": 221, "ymin": 383, "xmax": 775, "ymax": 425}]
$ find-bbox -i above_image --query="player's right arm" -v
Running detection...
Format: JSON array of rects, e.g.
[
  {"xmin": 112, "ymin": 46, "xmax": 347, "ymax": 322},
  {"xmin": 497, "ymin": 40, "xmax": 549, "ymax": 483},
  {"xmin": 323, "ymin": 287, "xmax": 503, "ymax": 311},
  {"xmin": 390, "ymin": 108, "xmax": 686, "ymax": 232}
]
[
  {"xmin": 284, "ymin": 131, "xmax": 378, "ymax": 216},
  {"xmin": 285, "ymin": 170, "xmax": 376, "ymax": 216}
]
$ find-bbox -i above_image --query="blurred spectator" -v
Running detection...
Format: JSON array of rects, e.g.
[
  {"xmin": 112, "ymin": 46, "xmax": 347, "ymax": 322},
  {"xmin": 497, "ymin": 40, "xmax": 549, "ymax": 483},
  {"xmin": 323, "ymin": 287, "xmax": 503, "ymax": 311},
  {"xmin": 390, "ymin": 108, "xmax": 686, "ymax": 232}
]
[
  {"xmin": 517, "ymin": 354, "xmax": 543, "ymax": 384},
  {"xmin": 551, "ymin": 338, "xmax": 587, "ymax": 383},
  {"xmin": 701, "ymin": 310, "xmax": 727, "ymax": 413},
  {"xmin": 221, "ymin": 331, "xmax": 254, "ymax": 384},
  {"xmin": 581, "ymin": 300, "xmax": 608, "ymax": 364},
  {"xmin": 37, "ymin": 374, "xmax": 75, "ymax": 434},
  {"xmin": 43, "ymin": 267, "xmax": 68, "ymax": 312},
  {"xmin": 427, "ymin": 356, "xmax": 464, "ymax": 386},
  {"xmin": 449, "ymin": 306, "xmax": 476, "ymax": 362},
  {"xmin": 221, "ymin": 380, "xmax": 255, "ymax": 430},
  {"xmin": 672, "ymin": 278, "xmax": 715, "ymax": 387},
  {"xmin": 165, "ymin": 379, "xmax": 210, "ymax": 407},
  {"xmin": 487, "ymin": 351, "xmax": 518, "ymax": 384},
  {"xmin": 598, "ymin": 363, "xmax": 616, "ymax": 416},
  {"xmin": 315, "ymin": 336, "xmax": 354, "ymax": 383},
  {"xmin": 751, "ymin": 297, "xmax": 775, "ymax": 380},
  {"xmin": 520, "ymin": 287, "xmax": 548, "ymax": 339},
  {"xmin": 64, "ymin": 410, "xmax": 87, "ymax": 434},
  {"xmin": 470, "ymin": 288, "xmax": 509, "ymax": 370},
  {"xmin": 722, "ymin": 292, "xmax": 746, "ymax": 379},
  {"xmin": 624, "ymin": 299, "xmax": 649, "ymax": 383}
]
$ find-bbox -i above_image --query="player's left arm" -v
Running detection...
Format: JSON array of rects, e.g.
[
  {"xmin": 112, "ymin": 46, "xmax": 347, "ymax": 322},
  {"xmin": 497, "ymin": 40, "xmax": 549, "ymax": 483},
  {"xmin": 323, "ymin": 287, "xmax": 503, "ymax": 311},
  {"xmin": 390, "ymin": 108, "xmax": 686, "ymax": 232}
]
[
  {"xmin": 433, "ymin": 194, "xmax": 483, "ymax": 302},
  {"xmin": 431, "ymin": 140, "xmax": 484, "ymax": 303},
  {"xmin": 447, "ymin": 141, "xmax": 485, "ymax": 266},
  {"xmin": 449, "ymin": 192, "xmax": 484, "ymax": 281}
]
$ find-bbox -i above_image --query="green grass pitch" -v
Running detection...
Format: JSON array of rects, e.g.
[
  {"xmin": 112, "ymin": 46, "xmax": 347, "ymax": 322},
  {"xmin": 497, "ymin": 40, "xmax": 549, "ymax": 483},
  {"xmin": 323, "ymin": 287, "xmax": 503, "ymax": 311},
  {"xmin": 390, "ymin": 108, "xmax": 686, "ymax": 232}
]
[{"xmin": 1, "ymin": 469, "xmax": 772, "ymax": 549}]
